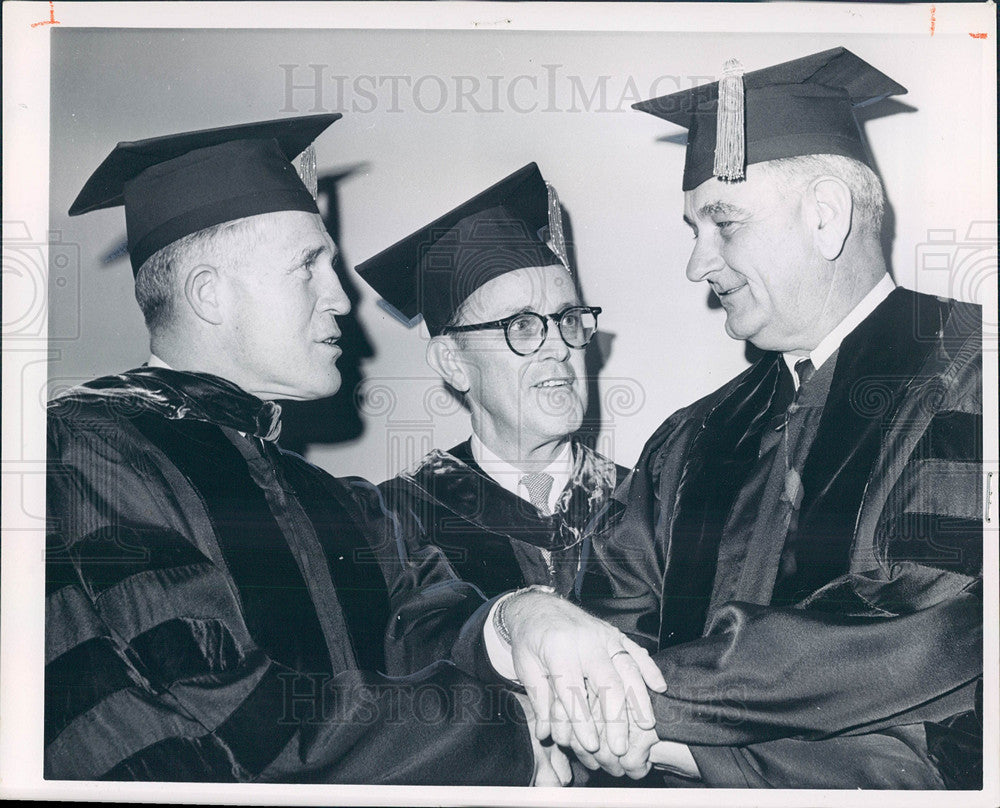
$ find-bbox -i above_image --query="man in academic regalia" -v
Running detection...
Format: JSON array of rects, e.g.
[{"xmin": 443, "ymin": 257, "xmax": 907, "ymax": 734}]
[
  {"xmin": 43, "ymin": 115, "xmax": 572, "ymax": 784},
  {"xmin": 563, "ymin": 47, "xmax": 983, "ymax": 788},
  {"xmin": 355, "ymin": 164, "xmax": 626, "ymax": 604}
]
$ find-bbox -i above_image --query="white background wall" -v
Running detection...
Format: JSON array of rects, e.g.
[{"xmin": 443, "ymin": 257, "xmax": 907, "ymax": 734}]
[
  {"xmin": 45, "ymin": 25, "xmax": 995, "ymax": 482},
  {"xmin": 3, "ymin": 4, "xmax": 997, "ymax": 802}
]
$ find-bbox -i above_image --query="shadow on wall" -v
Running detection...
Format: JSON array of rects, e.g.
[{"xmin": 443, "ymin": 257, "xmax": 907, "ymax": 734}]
[
  {"xmin": 559, "ymin": 203, "xmax": 610, "ymax": 453},
  {"xmin": 854, "ymin": 97, "xmax": 912, "ymax": 281},
  {"xmin": 278, "ymin": 167, "xmax": 375, "ymax": 455}
]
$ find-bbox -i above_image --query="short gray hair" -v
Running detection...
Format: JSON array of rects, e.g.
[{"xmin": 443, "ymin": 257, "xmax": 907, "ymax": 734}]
[
  {"xmin": 756, "ymin": 154, "xmax": 886, "ymax": 238},
  {"xmin": 133, "ymin": 217, "xmax": 260, "ymax": 332},
  {"xmin": 443, "ymin": 293, "xmax": 475, "ymax": 329}
]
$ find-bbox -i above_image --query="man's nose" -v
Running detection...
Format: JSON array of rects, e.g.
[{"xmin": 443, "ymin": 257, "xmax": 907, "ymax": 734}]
[
  {"xmin": 536, "ymin": 319, "xmax": 571, "ymax": 361},
  {"xmin": 318, "ymin": 267, "xmax": 351, "ymax": 316},
  {"xmin": 686, "ymin": 234, "xmax": 726, "ymax": 283}
]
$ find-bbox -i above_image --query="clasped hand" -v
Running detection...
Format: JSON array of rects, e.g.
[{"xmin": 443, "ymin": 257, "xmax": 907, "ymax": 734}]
[{"xmin": 504, "ymin": 590, "xmax": 666, "ymax": 780}]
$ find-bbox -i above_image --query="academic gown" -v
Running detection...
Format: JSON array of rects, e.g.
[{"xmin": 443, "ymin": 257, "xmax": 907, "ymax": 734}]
[
  {"xmin": 379, "ymin": 439, "xmax": 626, "ymax": 600},
  {"xmin": 45, "ymin": 367, "xmax": 533, "ymax": 784},
  {"xmin": 583, "ymin": 288, "xmax": 983, "ymax": 788}
]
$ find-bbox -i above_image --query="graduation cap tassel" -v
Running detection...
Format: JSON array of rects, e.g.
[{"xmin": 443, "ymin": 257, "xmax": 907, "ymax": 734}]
[
  {"xmin": 713, "ymin": 58, "xmax": 745, "ymax": 182},
  {"xmin": 545, "ymin": 183, "xmax": 571, "ymax": 272},
  {"xmin": 296, "ymin": 143, "xmax": 319, "ymax": 199}
]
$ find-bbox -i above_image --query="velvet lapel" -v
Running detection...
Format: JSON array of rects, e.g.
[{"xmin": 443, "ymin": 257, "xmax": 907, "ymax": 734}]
[
  {"xmin": 89, "ymin": 369, "xmax": 394, "ymax": 674},
  {"xmin": 406, "ymin": 440, "xmax": 579, "ymax": 549},
  {"xmin": 658, "ymin": 354, "xmax": 786, "ymax": 648},
  {"xmin": 275, "ymin": 454, "xmax": 392, "ymax": 673},
  {"xmin": 850, "ymin": 299, "xmax": 981, "ymax": 574},
  {"xmin": 402, "ymin": 441, "xmax": 535, "ymax": 596},
  {"xmin": 129, "ymin": 414, "xmax": 338, "ymax": 677},
  {"xmin": 773, "ymin": 289, "xmax": 952, "ymax": 604},
  {"xmin": 558, "ymin": 446, "xmax": 622, "ymax": 542},
  {"xmin": 66, "ymin": 367, "xmax": 284, "ymax": 441}
]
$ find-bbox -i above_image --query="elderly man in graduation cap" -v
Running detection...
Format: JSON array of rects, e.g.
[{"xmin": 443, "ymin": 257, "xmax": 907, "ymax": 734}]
[
  {"xmin": 357, "ymin": 166, "xmax": 680, "ymax": 784},
  {"xmin": 356, "ymin": 164, "xmax": 626, "ymax": 605},
  {"xmin": 44, "ymin": 115, "xmax": 669, "ymax": 784},
  {"xmin": 546, "ymin": 47, "xmax": 981, "ymax": 788}
]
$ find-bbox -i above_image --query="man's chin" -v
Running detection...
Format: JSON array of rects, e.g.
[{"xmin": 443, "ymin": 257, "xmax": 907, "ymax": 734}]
[
  {"xmin": 304, "ymin": 381, "xmax": 343, "ymax": 401},
  {"xmin": 723, "ymin": 316, "xmax": 762, "ymax": 345},
  {"xmin": 264, "ymin": 374, "xmax": 343, "ymax": 402},
  {"xmin": 531, "ymin": 413, "xmax": 583, "ymax": 442}
]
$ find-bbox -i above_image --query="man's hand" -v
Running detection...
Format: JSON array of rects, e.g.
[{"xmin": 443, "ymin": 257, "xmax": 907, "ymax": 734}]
[
  {"xmin": 515, "ymin": 692, "xmax": 572, "ymax": 786},
  {"xmin": 551, "ymin": 696, "xmax": 658, "ymax": 780},
  {"xmin": 502, "ymin": 590, "xmax": 666, "ymax": 758}
]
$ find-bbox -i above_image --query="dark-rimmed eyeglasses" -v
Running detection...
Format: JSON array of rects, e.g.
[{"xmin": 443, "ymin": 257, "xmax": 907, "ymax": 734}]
[{"xmin": 441, "ymin": 306, "xmax": 602, "ymax": 356}]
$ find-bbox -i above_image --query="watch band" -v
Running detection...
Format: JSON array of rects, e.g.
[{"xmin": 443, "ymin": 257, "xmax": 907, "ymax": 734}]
[{"xmin": 493, "ymin": 584, "xmax": 556, "ymax": 645}]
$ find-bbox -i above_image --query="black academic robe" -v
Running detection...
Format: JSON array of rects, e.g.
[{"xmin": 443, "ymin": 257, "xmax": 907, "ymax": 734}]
[
  {"xmin": 585, "ymin": 289, "xmax": 983, "ymax": 788},
  {"xmin": 379, "ymin": 439, "xmax": 626, "ymax": 600},
  {"xmin": 45, "ymin": 368, "xmax": 532, "ymax": 784}
]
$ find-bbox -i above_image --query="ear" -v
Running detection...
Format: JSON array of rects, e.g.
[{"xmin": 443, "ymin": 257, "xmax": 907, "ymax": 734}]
[
  {"xmin": 427, "ymin": 336, "xmax": 471, "ymax": 393},
  {"xmin": 806, "ymin": 175, "xmax": 853, "ymax": 261},
  {"xmin": 183, "ymin": 263, "xmax": 224, "ymax": 325}
]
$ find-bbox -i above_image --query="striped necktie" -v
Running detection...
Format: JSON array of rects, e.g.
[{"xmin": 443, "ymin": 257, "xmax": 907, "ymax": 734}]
[{"xmin": 520, "ymin": 472, "xmax": 555, "ymax": 516}]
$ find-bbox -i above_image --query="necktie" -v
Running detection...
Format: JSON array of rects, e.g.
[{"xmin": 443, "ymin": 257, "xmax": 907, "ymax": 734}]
[
  {"xmin": 520, "ymin": 472, "xmax": 555, "ymax": 516},
  {"xmin": 773, "ymin": 363, "xmax": 795, "ymax": 414},
  {"xmin": 794, "ymin": 357, "xmax": 815, "ymax": 389}
]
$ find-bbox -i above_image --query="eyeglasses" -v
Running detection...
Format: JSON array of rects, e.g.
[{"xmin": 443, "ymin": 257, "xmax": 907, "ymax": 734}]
[{"xmin": 442, "ymin": 306, "xmax": 602, "ymax": 356}]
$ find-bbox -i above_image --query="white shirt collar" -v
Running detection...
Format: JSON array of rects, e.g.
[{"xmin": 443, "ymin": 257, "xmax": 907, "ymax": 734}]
[
  {"xmin": 783, "ymin": 274, "xmax": 895, "ymax": 388},
  {"xmin": 469, "ymin": 433, "xmax": 573, "ymax": 513},
  {"xmin": 147, "ymin": 353, "xmax": 172, "ymax": 369}
]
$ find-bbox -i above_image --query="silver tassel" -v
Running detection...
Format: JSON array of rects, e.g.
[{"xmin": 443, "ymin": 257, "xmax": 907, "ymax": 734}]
[
  {"xmin": 296, "ymin": 143, "xmax": 319, "ymax": 199},
  {"xmin": 545, "ymin": 182, "xmax": 571, "ymax": 272},
  {"xmin": 714, "ymin": 58, "xmax": 745, "ymax": 182}
]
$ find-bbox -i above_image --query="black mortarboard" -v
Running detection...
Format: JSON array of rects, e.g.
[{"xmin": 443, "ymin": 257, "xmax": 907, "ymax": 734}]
[
  {"xmin": 355, "ymin": 163, "xmax": 565, "ymax": 336},
  {"xmin": 633, "ymin": 47, "xmax": 907, "ymax": 190},
  {"xmin": 69, "ymin": 113, "xmax": 342, "ymax": 274}
]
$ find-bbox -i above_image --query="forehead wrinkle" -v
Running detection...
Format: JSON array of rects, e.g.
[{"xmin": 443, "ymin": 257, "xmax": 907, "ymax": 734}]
[
  {"xmin": 491, "ymin": 298, "xmax": 581, "ymax": 321},
  {"xmin": 502, "ymin": 288, "xmax": 581, "ymax": 317},
  {"xmin": 503, "ymin": 304, "xmax": 536, "ymax": 318},
  {"xmin": 548, "ymin": 293, "xmax": 582, "ymax": 312},
  {"xmin": 463, "ymin": 268, "xmax": 578, "ymax": 321},
  {"xmin": 460, "ymin": 302, "xmax": 532, "ymax": 325}
]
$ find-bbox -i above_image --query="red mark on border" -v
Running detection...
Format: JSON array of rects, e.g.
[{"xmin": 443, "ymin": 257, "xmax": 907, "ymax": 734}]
[
  {"xmin": 30, "ymin": 1, "xmax": 60, "ymax": 28},
  {"xmin": 929, "ymin": 4, "xmax": 936, "ymax": 36},
  {"xmin": 969, "ymin": 33, "xmax": 988, "ymax": 39}
]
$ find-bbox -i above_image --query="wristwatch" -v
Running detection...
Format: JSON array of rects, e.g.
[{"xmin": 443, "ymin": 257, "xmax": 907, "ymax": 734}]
[{"xmin": 493, "ymin": 584, "xmax": 556, "ymax": 645}]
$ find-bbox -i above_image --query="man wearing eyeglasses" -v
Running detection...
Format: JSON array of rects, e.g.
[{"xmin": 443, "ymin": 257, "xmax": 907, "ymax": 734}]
[
  {"xmin": 357, "ymin": 165, "xmax": 676, "ymax": 784},
  {"xmin": 357, "ymin": 163, "xmax": 624, "ymax": 603}
]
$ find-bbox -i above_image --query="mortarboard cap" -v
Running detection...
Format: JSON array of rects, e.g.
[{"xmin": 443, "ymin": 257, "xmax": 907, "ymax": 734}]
[
  {"xmin": 69, "ymin": 113, "xmax": 342, "ymax": 274},
  {"xmin": 355, "ymin": 163, "xmax": 565, "ymax": 336},
  {"xmin": 633, "ymin": 47, "xmax": 907, "ymax": 191}
]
